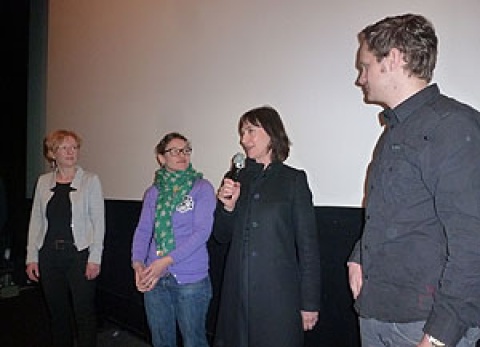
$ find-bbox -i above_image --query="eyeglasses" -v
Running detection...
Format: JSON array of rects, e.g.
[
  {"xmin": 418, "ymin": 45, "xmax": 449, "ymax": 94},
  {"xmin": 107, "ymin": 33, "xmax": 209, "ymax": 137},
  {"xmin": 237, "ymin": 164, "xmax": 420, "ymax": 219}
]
[
  {"xmin": 164, "ymin": 147, "xmax": 192, "ymax": 156},
  {"xmin": 57, "ymin": 145, "xmax": 79, "ymax": 152}
]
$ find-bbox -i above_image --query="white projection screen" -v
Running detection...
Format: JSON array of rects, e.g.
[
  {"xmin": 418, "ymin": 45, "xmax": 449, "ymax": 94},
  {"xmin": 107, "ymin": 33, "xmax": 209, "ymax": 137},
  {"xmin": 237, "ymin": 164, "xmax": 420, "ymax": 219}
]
[{"xmin": 43, "ymin": 0, "xmax": 480, "ymax": 206}]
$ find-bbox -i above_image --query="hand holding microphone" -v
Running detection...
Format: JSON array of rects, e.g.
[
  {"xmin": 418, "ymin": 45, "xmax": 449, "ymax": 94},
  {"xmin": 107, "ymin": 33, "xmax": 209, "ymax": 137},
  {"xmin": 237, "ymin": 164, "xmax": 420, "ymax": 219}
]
[
  {"xmin": 227, "ymin": 152, "xmax": 246, "ymax": 181},
  {"xmin": 217, "ymin": 152, "xmax": 245, "ymax": 211}
]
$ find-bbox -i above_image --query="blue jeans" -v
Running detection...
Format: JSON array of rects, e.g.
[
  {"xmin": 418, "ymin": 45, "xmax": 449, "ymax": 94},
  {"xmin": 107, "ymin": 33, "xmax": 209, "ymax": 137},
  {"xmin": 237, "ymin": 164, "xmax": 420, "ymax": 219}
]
[
  {"xmin": 144, "ymin": 274, "xmax": 212, "ymax": 347},
  {"xmin": 360, "ymin": 317, "xmax": 480, "ymax": 347}
]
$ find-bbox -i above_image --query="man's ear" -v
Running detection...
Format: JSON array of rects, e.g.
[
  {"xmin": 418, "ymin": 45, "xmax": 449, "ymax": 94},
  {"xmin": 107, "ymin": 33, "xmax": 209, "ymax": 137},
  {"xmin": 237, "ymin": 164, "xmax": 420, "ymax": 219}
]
[{"xmin": 387, "ymin": 48, "xmax": 406, "ymax": 71}]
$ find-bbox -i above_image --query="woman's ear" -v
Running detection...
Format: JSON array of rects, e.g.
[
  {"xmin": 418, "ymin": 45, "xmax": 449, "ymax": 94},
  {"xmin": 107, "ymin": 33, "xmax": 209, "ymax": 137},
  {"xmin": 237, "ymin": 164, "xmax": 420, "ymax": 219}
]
[{"xmin": 156, "ymin": 154, "xmax": 165, "ymax": 166}]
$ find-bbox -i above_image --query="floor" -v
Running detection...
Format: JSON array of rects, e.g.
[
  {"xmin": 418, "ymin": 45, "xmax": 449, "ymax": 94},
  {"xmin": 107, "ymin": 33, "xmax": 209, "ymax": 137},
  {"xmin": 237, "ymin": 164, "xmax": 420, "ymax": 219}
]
[
  {"xmin": 0, "ymin": 284, "xmax": 150, "ymax": 347},
  {"xmin": 4, "ymin": 282, "xmax": 476, "ymax": 347},
  {"xmin": 97, "ymin": 321, "xmax": 150, "ymax": 347}
]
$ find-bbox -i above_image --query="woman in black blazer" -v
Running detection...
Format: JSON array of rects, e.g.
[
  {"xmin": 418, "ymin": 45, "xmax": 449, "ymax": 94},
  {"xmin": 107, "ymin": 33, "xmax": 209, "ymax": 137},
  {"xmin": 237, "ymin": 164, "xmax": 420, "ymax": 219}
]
[{"xmin": 213, "ymin": 106, "xmax": 321, "ymax": 347}]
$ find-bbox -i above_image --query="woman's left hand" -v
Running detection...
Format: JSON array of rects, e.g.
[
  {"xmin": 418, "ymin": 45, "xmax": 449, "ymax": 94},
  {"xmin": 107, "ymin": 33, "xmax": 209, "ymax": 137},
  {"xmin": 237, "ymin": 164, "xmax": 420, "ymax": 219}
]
[
  {"xmin": 140, "ymin": 256, "xmax": 174, "ymax": 292},
  {"xmin": 85, "ymin": 262, "xmax": 101, "ymax": 280},
  {"xmin": 301, "ymin": 310, "xmax": 319, "ymax": 331}
]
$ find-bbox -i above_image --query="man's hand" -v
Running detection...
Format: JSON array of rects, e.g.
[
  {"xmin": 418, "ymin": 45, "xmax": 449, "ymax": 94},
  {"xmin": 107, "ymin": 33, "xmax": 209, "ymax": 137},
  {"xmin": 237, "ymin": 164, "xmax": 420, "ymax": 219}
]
[{"xmin": 348, "ymin": 262, "xmax": 363, "ymax": 299}]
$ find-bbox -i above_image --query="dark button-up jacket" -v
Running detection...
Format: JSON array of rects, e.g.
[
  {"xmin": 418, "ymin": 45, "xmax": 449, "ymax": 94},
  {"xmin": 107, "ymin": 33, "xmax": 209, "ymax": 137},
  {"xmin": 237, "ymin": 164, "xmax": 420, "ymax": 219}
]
[
  {"xmin": 350, "ymin": 84, "xmax": 480, "ymax": 346},
  {"xmin": 213, "ymin": 159, "xmax": 321, "ymax": 347}
]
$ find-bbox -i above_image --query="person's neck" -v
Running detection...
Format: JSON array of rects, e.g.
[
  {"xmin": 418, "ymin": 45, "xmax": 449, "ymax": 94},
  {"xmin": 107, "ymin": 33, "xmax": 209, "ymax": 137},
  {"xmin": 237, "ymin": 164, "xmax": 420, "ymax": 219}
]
[
  {"xmin": 387, "ymin": 77, "xmax": 429, "ymax": 109},
  {"xmin": 56, "ymin": 167, "xmax": 77, "ymax": 183}
]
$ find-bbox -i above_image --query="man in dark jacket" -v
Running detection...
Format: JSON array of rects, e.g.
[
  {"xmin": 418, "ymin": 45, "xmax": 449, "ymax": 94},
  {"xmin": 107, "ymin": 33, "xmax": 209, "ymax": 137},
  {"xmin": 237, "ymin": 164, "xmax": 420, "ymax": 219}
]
[{"xmin": 348, "ymin": 13, "xmax": 480, "ymax": 347}]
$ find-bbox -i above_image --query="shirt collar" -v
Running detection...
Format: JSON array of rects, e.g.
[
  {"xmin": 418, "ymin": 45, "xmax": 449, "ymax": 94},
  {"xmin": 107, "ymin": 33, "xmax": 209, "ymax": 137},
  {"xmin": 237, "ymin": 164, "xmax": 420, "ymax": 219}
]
[{"xmin": 382, "ymin": 83, "xmax": 440, "ymax": 126}]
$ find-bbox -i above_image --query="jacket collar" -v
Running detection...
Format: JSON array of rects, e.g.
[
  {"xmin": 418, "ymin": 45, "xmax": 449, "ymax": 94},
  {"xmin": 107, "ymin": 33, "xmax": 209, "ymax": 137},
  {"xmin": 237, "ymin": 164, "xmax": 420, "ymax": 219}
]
[
  {"xmin": 49, "ymin": 166, "xmax": 84, "ymax": 190},
  {"xmin": 245, "ymin": 157, "xmax": 282, "ymax": 176}
]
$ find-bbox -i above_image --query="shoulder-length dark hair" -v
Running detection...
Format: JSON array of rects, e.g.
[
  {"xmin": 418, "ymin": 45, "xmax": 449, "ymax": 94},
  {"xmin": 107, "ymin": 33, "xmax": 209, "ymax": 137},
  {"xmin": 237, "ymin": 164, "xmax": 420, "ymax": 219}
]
[{"xmin": 238, "ymin": 106, "xmax": 291, "ymax": 162}]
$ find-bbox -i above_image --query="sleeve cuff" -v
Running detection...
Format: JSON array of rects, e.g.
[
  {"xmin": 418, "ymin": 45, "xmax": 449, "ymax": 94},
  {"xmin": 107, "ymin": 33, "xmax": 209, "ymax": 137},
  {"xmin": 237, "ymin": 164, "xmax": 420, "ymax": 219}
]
[{"xmin": 424, "ymin": 308, "xmax": 467, "ymax": 347}]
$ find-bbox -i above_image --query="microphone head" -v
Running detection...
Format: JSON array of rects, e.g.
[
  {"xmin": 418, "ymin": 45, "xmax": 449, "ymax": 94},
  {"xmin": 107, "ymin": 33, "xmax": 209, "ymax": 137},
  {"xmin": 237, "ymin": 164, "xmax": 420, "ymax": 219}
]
[{"xmin": 232, "ymin": 152, "xmax": 246, "ymax": 170}]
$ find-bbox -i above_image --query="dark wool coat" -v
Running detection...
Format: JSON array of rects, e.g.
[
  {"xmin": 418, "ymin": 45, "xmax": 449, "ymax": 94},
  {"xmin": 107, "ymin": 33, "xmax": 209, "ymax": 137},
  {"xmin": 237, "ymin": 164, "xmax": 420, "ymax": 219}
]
[{"xmin": 212, "ymin": 159, "xmax": 321, "ymax": 347}]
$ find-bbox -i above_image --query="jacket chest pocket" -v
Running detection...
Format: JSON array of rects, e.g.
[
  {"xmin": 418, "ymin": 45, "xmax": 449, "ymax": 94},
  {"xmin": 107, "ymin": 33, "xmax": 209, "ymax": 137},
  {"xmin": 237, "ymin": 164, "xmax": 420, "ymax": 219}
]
[{"xmin": 376, "ymin": 141, "xmax": 426, "ymax": 204}]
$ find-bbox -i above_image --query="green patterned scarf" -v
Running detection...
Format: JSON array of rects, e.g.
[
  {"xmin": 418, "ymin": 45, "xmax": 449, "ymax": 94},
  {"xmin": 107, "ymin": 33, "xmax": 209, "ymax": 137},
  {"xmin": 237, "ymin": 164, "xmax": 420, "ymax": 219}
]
[{"xmin": 154, "ymin": 163, "xmax": 202, "ymax": 256}]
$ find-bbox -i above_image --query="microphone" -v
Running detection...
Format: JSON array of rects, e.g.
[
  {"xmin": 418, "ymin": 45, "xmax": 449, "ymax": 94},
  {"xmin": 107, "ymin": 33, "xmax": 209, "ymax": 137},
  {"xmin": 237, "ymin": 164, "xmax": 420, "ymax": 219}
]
[{"xmin": 226, "ymin": 152, "xmax": 245, "ymax": 181}]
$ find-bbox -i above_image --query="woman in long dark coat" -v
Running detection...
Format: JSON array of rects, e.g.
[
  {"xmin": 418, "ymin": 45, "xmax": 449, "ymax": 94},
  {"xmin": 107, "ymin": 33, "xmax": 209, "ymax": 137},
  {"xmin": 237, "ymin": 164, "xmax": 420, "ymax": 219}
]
[{"xmin": 213, "ymin": 106, "xmax": 322, "ymax": 347}]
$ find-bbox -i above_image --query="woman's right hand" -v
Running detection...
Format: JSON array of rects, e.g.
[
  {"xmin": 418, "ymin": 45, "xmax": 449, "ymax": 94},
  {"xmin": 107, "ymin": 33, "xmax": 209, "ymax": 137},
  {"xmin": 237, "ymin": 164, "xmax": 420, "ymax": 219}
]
[
  {"xmin": 217, "ymin": 178, "xmax": 241, "ymax": 211},
  {"xmin": 134, "ymin": 257, "xmax": 173, "ymax": 293},
  {"xmin": 133, "ymin": 262, "xmax": 149, "ymax": 292},
  {"xmin": 26, "ymin": 262, "xmax": 40, "ymax": 282}
]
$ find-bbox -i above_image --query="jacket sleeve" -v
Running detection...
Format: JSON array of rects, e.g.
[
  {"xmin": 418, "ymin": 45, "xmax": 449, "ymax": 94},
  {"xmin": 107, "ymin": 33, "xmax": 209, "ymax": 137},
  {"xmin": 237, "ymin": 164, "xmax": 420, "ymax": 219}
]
[
  {"xmin": 422, "ymin": 113, "xmax": 480, "ymax": 346},
  {"xmin": 86, "ymin": 174, "xmax": 105, "ymax": 264},
  {"xmin": 348, "ymin": 240, "xmax": 361, "ymax": 264},
  {"xmin": 293, "ymin": 170, "xmax": 322, "ymax": 311},
  {"xmin": 26, "ymin": 176, "xmax": 45, "ymax": 264},
  {"xmin": 169, "ymin": 179, "xmax": 217, "ymax": 264},
  {"xmin": 212, "ymin": 202, "xmax": 236, "ymax": 244},
  {"xmin": 131, "ymin": 186, "xmax": 157, "ymax": 265}
]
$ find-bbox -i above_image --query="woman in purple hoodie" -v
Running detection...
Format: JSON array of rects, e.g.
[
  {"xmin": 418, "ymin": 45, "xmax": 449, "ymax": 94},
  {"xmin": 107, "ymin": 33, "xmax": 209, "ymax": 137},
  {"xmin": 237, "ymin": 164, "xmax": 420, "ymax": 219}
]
[{"xmin": 131, "ymin": 132, "xmax": 216, "ymax": 347}]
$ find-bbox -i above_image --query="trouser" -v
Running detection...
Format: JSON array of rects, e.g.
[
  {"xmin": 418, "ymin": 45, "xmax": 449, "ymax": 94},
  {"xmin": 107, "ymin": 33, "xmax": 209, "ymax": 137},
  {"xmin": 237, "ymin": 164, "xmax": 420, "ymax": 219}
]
[
  {"xmin": 144, "ymin": 274, "xmax": 212, "ymax": 347},
  {"xmin": 360, "ymin": 317, "xmax": 480, "ymax": 347},
  {"xmin": 39, "ymin": 243, "xmax": 97, "ymax": 347}
]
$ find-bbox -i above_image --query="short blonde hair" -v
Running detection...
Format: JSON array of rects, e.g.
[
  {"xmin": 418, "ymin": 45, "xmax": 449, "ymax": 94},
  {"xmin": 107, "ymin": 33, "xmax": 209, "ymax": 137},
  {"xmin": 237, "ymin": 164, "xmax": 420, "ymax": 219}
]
[{"xmin": 43, "ymin": 129, "xmax": 82, "ymax": 165}]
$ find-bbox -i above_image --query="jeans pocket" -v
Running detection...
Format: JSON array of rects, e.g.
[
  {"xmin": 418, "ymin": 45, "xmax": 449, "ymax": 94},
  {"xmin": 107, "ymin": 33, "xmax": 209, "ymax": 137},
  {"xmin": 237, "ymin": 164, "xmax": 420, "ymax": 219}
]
[{"xmin": 392, "ymin": 321, "xmax": 424, "ymax": 346}]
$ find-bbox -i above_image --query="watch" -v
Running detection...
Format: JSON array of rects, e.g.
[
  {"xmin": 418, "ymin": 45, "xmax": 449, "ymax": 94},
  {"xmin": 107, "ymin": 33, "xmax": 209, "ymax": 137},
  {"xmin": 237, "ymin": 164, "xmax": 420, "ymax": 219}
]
[{"xmin": 428, "ymin": 335, "xmax": 446, "ymax": 347}]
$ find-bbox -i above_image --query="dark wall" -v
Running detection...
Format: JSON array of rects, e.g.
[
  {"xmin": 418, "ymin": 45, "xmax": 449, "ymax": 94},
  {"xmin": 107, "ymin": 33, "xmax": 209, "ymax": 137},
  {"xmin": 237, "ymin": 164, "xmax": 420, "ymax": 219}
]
[
  {"xmin": 96, "ymin": 200, "xmax": 149, "ymax": 338},
  {"xmin": 97, "ymin": 201, "xmax": 363, "ymax": 347},
  {"xmin": 311, "ymin": 207, "xmax": 363, "ymax": 347},
  {"xmin": 1, "ymin": 0, "xmax": 30, "ymax": 283}
]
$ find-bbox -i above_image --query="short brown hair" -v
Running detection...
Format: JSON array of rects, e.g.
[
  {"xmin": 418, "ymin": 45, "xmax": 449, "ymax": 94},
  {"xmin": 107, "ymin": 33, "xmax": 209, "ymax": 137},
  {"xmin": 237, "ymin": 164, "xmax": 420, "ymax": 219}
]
[
  {"xmin": 43, "ymin": 129, "xmax": 82, "ymax": 164},
  {"xmin": 360, "ymin": 13, "xmax": 438, "ymax": 82},
  {"xmin": 155, "ymin": 132, "xmax": 189, "ymax": 155}
]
